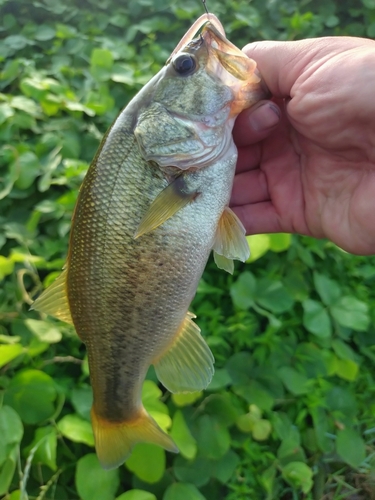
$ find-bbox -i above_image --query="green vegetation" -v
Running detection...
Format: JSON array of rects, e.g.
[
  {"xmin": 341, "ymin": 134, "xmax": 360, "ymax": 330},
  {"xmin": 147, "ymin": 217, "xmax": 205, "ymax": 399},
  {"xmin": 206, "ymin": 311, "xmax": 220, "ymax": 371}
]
[{"xmin": 1, "ymin": 0, "xmax": 375, "ymax": 498}]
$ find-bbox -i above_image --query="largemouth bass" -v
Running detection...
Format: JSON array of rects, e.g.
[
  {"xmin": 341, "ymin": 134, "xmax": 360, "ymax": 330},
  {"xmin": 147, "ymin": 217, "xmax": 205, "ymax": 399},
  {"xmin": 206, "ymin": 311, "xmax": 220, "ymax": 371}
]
[{"xmin": 32, "ymin": 13, "xmax": 268, "ymax": 469}]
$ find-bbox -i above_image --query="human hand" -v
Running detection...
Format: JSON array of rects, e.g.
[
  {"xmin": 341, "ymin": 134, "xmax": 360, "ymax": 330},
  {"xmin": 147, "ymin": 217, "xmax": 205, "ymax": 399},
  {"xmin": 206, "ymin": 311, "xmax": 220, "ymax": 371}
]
[{"xmin": 231, "ymin": 37, "xmax": 375, "ymax": 254}]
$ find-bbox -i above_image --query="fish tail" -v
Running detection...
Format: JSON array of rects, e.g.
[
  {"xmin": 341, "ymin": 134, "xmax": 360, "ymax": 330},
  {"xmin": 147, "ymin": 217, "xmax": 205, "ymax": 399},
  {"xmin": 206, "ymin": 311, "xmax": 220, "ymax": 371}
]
[{"xmin": 91, "ymin": 406, "xmax": 179, "ymax": 470}]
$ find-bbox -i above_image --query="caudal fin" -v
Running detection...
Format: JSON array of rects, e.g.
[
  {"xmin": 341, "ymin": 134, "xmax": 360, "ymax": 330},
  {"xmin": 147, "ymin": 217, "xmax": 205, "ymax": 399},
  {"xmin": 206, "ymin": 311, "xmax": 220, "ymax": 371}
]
[{"xmin": 91, "ymin": 407, "xmax": 178, "ymax": 470}]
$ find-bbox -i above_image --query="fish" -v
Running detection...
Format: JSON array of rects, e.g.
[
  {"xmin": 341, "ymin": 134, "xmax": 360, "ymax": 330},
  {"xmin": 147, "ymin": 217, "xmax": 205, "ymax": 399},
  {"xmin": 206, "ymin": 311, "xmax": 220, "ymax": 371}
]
[{"xmin": 31, "ymin": 13, "xmax": 269, "ymax": 470}]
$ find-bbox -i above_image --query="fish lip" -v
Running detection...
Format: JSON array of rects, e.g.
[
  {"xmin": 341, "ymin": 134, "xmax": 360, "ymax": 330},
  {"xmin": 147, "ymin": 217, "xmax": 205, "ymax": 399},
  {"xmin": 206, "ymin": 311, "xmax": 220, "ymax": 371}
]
[
  {"xmin": 201, "ymin": 22, "xmax": 243, "ymax": 56},
  {"xmin": 168, "ymin": 15, "xmax": 269, "ymax": 101},
  {"xmin": 200, "ymin": 23, "xmax": 270, "ymax": 105},
  {"xmin": 169, "ymin": 13, "xmax": 225, "ymax": 59}
]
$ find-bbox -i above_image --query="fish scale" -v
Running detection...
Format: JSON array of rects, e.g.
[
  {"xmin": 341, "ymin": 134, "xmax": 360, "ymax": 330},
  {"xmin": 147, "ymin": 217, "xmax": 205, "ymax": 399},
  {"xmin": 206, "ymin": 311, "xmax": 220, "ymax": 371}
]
[
  {"xmin": 68, "ymin": 122, "xmax": 219, "ymax": 417},
  {"xmin": 32, "ymin": 15, "xmax": 269, "ymax": 469}
]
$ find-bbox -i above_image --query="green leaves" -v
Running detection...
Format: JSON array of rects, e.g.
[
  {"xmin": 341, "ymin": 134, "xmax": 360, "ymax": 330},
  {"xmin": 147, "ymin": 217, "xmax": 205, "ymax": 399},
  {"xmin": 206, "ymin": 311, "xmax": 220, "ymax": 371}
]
[
  {"xmin": 281, "ymin": 462, "xmax": 313, "ymax": 494},
  {"xmin": 303, "ymin": 275, "xmax": 369, "ymax": 336},
  {"xmin": 237, "ymin": 405, "xmax": 272, "ymax": 441},
  {"xmin": 278, "ymin": 367, "xmax": 310, "ymax": 396},
  {"xmin": 302, "ymin": 299, "xmax": 331, "ymax": 338},
  {"xmin": 330, "ymin": 296, "xmax": 369, "ymax": 331},
  {"xmin": 246, "ymin": 233, "xmax": 292, "ymax": 262},
  {"xmin": 91, "ymin": 48, "xmax": 114, "ymax": 69},
  {"xmin": 142, "ymin": 380, "xmax": 172, "ymax": 432},
  {"xmin": 336, "ymin": 428, "xmax": 366, "ymax": 468},
  {"xmin": 126, "ymin": 444, "xmax": 166, "ymax": 484},
  {"xmin": 90, "ymin": 48, "xmax": 115, "ymax": 81},
  {"xmin": 230, "ymin": 271, "xmax": 256, "ymax": 309},
  {"xmin": 26, "ymin": 426, "xmax": 57, "ymax": 471},
  {"xmin": 4, "ymin": 370, "xmax": 57, "ymax": 424},
  {"xmin": 24, "ymin": 319, "xmax": 62, "ymax": 343},
  {"xmin": 256, "ymin": 278, "xmax": 294, "ymax": 314},
  {"xmin": 0, "ymin": 406, "xmax": 23, "ymax": 467},
  {"xmin": 173, "ymin": 456, "xmax": 210, "ymax": 487},
  {"xmin": 313, "ymin": 272, "xmax": 341, "ymax": 305},
  {"xmin": 230, "ymin": 272, "xmax": 294, "ymax": 313},
  {"xmin": 0, "ymin": 406, "xmax": 23, "ymax": 496},
  {"xmin": 170, "ymin": 410, "xmax": 197, "ymax": 460},
  {"xmin": 116, "ymin": 491, "xmax": 156, "ymax": 500},
  {"xmin": 0, "ymin": 344, "xmax": 23, "ymax": 368},
  {"xmin": 58, "ymin": 414, "xmax": 94, "ymax": 446},
  {"xmin": 195, "ymin": 415, "xmax": 231, "ymax": 460},
  {"xmin": 163, "ymin": 483, "xmax": 206, "ymax": 500},
  {"xmin": 0, "ymin": 447, "xmax": 18, "ymax": 497},
  {"xmin": 1, "ymin": 0, "xmax": 375, "ymax": 499},
  {"xmin": 76, "ymin": 454, "xmax": 120, "ymax": 500}
]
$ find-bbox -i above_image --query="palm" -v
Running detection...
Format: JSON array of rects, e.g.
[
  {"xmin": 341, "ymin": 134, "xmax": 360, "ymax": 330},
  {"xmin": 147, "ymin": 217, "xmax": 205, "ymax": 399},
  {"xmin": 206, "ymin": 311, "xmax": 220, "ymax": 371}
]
[{"xmin": 263, "ymin": 123, "xmax": 375, "ymax": 254}]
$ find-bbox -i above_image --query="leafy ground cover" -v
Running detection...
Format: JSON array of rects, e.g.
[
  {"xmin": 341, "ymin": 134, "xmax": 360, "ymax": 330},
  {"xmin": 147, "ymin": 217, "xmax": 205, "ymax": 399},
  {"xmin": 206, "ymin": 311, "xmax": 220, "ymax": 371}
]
[{"xmin": 1, "ymin": 0, "xmax": 375, "ymax": 498}]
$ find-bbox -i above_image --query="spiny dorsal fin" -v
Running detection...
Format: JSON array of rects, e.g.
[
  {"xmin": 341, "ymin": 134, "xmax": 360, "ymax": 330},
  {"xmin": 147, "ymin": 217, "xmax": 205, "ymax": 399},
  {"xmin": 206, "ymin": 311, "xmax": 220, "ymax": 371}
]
[
  {"xmin": 153, "ymin": 312, "xmax": 214, "ymax": 393},
  {"xmin": 134, "ymin": 176, "xmax": 198, "ymax": 239},
  {"xmin": 213, "ymin": 206, "xmax": 250, "ymax": 274},
  {"xmin": 30, "ymin": 269, "xmax": 73, "ymax": 324}
]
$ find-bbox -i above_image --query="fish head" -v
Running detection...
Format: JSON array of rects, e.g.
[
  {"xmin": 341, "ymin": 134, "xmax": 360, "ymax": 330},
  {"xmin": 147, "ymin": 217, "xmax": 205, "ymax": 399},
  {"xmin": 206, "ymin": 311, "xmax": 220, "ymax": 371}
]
[{"xmin": 134, "ymin": 14, "xmax": 269, "ymax": 170}]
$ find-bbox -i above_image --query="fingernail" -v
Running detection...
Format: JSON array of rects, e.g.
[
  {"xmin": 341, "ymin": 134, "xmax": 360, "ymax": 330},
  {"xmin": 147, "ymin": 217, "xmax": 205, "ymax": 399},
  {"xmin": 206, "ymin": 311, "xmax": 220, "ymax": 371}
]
[{"xmin": 248, "ymin": 102, "xmax": 280, "ymax": 132}]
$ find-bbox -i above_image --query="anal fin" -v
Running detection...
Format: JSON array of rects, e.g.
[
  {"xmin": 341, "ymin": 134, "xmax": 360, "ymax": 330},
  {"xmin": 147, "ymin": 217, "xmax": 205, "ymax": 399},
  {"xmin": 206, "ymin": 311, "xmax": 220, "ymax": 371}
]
[
  {"xmin": 30, "ymin": 269, "xmax": 73, "ymax": 324},
  {"xmin": 153, "ymin": 312, "xmax": 214, "ymax": 393},
  {"xmin": 213, "ymin": 206, "xmax": 250, "ymax": 274},
  {"xmin": 91, "ymin": 406, "xmax": 178, "ymax": 470},
  {"xmin": 134, "ymin": 175, "xmax": 198, "ymax": 239}
]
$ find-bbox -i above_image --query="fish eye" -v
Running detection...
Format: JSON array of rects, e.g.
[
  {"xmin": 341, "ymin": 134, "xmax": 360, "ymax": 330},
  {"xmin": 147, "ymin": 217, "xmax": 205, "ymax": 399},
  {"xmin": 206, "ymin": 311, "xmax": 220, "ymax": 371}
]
[{"xmin": 172, "ymin": 54, "xmax": 197, "ymax": 76}]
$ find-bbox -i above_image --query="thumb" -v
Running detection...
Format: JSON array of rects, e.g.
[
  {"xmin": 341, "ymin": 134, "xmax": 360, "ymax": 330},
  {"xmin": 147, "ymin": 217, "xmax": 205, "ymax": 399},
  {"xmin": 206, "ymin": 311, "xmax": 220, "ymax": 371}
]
[
  {"xmin": 243, "ymin": 39, "xmax": 325, "ymax": 98},
  {"xmin": 243, "ymin": 37, "xmax": 370, "ymax": 99}
]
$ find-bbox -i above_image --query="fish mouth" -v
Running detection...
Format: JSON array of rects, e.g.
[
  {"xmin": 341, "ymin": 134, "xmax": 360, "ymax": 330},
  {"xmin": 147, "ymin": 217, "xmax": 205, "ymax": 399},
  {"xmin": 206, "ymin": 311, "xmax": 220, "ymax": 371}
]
[
  {"xmin": 201, "ymin": 23, "xmax": 270, "ymax": 111},
  {"xmin": 170, "ymin": 14, "xmax": 269, "ymax": 113},
  {"xmin": 169, "ymin": 13, "xmax": 226, "ymax": 58}
]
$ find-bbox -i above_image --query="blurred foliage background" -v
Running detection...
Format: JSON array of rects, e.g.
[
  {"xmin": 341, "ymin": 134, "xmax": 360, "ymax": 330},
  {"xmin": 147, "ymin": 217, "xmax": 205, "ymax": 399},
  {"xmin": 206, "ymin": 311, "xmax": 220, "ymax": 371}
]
[{"xmin": 1, "ymin": 0, "xmax": 375, "ymax": 498}]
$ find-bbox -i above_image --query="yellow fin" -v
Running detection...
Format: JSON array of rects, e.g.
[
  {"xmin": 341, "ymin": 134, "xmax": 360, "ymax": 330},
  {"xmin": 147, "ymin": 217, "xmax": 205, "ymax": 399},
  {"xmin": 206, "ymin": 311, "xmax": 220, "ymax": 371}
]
[
  {"xmin": 134, "ymin": 176, "xmax": 197, "ymax": 239},
  {"xmin": 30, "ymin": 269, "xmax": 73, "ymax": 324},
  {"xmin": 91, "ymin": 407, "xmax": 178, "ymax": 470},
  {"xmin": 154, "ymin": 312, "xmax": 214, "ymax": 393},
  {"xmin": 213, "ymin": 253, "xmax": 234, "ymax": 275},
  {"xmin": 212, "ymin": 207, "xmax": 250, "ymax": 273}
]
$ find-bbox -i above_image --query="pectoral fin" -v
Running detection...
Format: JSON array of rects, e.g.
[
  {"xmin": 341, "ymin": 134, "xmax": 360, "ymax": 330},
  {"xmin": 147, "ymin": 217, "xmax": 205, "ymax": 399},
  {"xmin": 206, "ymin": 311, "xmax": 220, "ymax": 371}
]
[
  {"xmin": 30, "ymin": 268, "xmax": 73, "ymax": 324},
  {"xmin": 134, "ymin": 176, "xmax": 198, "ymax": 239},
  {"xmin": 153, "ymin": 312, "xmax": 214, "ymax": 393},
  {"xmin": 213, "ymin": 253, "xmax": 234, "ymax": 274},
  {"xmin": 213, "ymin": 207, "xmax": 250, "ymax": 274}
]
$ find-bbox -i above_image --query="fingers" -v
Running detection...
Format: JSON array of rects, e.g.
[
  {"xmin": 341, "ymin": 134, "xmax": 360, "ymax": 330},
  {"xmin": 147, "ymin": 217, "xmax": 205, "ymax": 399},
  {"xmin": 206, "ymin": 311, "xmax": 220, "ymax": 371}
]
[
  {"xmin": 230, "ymin": 168, "xmax": 269, "ymax": 206},
  {"xmin": 232, "ymin": 202, "xmax": 283, "ymax": 235},
  {"xmin": 233, "ymin": 101, "xmax": 281, "ymax": 174},
  {"xmin": 233, "ymin": 101, "xmax": 280, "ymax": 147},
  {"xmin": 243, "ymin": 39, "xmax": 324, "ymax": 98},
  {"xmin": 236, "ymin": 145, "xmax": 261, "ymax": 173}
]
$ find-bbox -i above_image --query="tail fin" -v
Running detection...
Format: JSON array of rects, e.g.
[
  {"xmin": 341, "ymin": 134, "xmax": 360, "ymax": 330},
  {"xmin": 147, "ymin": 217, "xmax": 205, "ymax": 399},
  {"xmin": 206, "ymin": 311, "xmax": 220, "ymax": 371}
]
[{"xmin": 91, "ymin": 407, "xmax": 179, "ymax": 470}]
